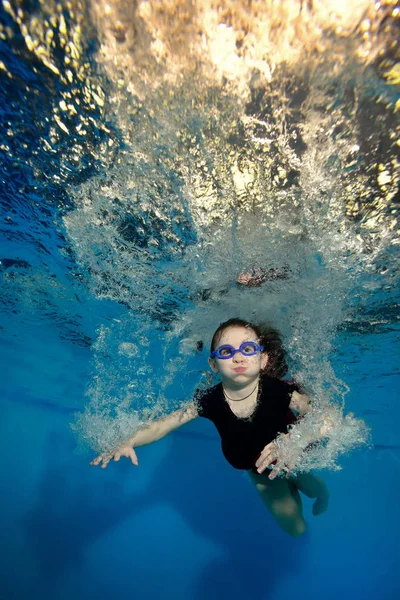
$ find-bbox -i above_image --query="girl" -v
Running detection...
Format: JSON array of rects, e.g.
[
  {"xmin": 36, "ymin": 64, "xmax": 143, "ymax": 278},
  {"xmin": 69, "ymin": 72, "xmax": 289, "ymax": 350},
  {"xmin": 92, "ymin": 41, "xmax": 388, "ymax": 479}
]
[{"xmin": 91, "ymin": 318, "xmax": 329, "ymax": 537}]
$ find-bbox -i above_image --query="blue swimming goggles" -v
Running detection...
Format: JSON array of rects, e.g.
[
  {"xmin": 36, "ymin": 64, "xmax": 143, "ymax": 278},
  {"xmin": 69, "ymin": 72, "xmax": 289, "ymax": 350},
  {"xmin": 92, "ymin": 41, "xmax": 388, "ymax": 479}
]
[{"xmin": 210, "ymin": 341, "xmax": 264, "ymax": 360}]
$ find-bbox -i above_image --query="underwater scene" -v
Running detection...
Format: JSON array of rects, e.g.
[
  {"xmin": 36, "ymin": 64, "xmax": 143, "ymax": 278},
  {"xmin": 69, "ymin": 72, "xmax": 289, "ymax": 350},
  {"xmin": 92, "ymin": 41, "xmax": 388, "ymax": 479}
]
[{"xmin": 0, "ymin": 1, "xmax": 399, "ymax": 598}]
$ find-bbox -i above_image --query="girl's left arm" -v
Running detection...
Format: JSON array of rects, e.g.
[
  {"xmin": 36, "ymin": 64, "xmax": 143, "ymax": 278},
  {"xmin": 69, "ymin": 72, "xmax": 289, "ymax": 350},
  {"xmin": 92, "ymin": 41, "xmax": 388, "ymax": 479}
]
[
  {"xmin": 255, "ymin": 391, "xmax": 336, "ymax": 477},
  {"xmin": 289, "ymin": 391, "xmax": 312, "ymax": 415},
  {"xmin": 289, "ymin": 391, "xmax": 335, "ymax": 436},
  {"xmin": 289, "ymin": 391, "xmax": 336, "ymax": 436}
]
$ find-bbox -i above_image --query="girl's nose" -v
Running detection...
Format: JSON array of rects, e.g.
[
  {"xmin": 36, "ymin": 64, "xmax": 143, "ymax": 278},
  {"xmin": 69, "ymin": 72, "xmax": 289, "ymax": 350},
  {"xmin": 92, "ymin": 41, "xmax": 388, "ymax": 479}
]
[{"xmin": 232, "ymin": 351, "xmax": 244, "ymax": 362}]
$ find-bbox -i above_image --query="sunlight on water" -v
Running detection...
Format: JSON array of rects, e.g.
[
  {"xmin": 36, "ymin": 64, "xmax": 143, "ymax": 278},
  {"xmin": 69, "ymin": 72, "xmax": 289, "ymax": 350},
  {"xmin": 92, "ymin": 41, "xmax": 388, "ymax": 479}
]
[{"xmin": 1, "ymin": 1, "xmax": 399, "ymax": 467}]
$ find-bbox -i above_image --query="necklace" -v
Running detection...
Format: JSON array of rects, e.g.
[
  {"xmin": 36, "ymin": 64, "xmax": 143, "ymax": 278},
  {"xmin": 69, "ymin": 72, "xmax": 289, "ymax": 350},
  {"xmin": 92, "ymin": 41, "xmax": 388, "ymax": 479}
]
[{"xmin": 223, "ymin": 381, "xmax": 259, "ymax": 402}]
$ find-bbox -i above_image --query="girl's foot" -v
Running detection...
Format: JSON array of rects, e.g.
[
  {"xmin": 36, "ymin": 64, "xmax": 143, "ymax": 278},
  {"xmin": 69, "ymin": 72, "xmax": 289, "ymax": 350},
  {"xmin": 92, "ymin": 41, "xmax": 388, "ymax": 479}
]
[{"xmin": 312, "ymin": 490, "xmax": 330, "ymax": 516}]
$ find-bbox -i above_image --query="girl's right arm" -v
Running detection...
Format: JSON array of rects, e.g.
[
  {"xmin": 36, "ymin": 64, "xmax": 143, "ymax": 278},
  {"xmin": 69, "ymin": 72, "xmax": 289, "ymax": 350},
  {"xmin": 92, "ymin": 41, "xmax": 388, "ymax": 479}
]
[{"xmin": 90, "ymin": 401, "xmax": 199, "ymax": 469}]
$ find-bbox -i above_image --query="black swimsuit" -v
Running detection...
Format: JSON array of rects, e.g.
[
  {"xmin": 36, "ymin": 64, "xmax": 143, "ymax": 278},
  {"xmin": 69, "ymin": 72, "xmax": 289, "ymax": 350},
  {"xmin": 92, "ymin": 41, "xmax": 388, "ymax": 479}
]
[{"xmin": 195, "ymin": 375, "xmax": 298, "ymax": 470}]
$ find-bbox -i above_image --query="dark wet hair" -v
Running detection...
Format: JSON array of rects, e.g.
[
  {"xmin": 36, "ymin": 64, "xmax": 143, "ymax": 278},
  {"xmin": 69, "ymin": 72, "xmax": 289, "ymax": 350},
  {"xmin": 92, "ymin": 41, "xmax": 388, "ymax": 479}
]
[{"xmin": 210, "ymin": 318, "xmax": 288, "ymax": 379}]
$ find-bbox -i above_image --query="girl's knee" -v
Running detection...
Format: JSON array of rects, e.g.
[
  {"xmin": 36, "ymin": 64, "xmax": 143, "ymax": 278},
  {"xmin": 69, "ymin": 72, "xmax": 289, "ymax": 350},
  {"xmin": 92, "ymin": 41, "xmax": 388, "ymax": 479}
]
[
  {"xmin": 255, "ymin": 482, "xmax": 267, "ymax": 494},
  {"xmin": 288, "ymin": 519, "xmax": 307, "ymax": 538},
  {"xmin": 271, "ymin": 497, "xmax": 300, "ymax": 519},
  {"xmin": 270, "ymin": 499, "xmax": 307, "ymax": 537}
]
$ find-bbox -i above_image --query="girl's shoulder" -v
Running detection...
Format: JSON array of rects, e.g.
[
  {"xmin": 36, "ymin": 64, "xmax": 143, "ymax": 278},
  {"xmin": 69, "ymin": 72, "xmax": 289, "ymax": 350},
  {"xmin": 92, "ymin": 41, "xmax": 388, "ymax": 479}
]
[
  {"xmin": 260, "ymin": 375, "xmax": 301, "ymax": 397},
  {"xmin": 194, "ymin": 381, "xmax": 222, "ymax": 403},
  {"xmin": 194, "ymin": 382, "xmax": 222, "ymax": 418},
  {"xmin": 261, "ymin": 374, "xmax": 300, "ymax": 386}
]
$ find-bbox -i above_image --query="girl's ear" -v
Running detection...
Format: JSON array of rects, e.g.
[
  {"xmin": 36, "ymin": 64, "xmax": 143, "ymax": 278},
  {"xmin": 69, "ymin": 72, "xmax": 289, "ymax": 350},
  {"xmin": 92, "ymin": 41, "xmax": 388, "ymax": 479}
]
[
  {"xmin": 261, "ymin": 352, "xmax": 269, "ymax": 371},
  {"xmin": 208, "ymin": 357, "xmax": 219, "ymax": 373}
]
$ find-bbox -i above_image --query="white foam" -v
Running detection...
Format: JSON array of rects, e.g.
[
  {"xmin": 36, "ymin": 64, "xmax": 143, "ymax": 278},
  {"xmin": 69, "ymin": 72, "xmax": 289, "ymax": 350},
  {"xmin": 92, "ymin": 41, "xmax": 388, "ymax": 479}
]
[{"xmin": 68, "ymin": 3, "xmax": 399, "ymax": 468}]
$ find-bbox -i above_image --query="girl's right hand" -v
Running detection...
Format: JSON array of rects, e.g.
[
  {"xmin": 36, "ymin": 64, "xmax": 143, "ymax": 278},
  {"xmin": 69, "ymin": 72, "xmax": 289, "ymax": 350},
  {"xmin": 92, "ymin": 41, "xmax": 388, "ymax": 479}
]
[{"xmin": 90, "ymin": 445, "xmax": 139, "ymax": 469}]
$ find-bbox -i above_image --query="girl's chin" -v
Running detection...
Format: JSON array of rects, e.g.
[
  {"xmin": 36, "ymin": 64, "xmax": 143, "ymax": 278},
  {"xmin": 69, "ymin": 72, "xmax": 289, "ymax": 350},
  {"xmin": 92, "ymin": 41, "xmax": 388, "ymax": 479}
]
[{"xmin": 223, "ymin": 372, "xmax": 258, "ymax": 384}]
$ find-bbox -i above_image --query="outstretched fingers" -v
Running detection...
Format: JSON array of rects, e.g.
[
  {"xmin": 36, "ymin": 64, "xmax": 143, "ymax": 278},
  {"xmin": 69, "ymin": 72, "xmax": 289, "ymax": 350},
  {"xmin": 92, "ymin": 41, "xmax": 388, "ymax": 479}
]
[
  {"xmin": 255, "ymin": 441, "xmax": 293, "ymax": 479},
  {"xmin": 90, "ymin": 446, "xmax": 139, "ymax": 469},
  {"xmin": 255, "ymin": 441, "xmax": 277, "ymax": 473},
  {"xmin": 101, "ymin": 454, "xmax": 113, "ymax": 469},
  {"xmin": 267, "ymin": 457, "xmax": 296, "ymax": 480},
  {"xmin": 113, "ymin": 448, "xmax": 138, "ymax": 465},
  {"xmin": 127, "ymin": 447, "xmax": 139, "ymax": 466},
  {"xmin": 89, "ymin": 453, "xmax": 113, "ymax": 468}
]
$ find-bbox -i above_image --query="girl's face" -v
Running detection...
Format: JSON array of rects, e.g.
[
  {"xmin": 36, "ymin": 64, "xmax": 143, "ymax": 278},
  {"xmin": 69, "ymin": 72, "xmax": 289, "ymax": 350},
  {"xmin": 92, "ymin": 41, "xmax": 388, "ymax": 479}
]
[{"xmin": 208, "ymin": 326, "xmax": 268, "ymax": 388}]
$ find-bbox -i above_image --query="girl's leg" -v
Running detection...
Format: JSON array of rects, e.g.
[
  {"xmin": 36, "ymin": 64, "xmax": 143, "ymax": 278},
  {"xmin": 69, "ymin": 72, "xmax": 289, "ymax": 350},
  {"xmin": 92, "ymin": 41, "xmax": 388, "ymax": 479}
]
[
  {"xmin": 292, "ymin": 472, "xmax": 330, "ymax": 516},
  {"xmin": 248, "ymin": 470, "xmax": 307, "ymax": 537}
]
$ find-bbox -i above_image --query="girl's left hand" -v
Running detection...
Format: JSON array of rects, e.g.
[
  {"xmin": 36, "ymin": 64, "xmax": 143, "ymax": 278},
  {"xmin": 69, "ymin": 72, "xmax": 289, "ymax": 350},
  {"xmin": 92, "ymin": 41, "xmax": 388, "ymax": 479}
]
[{"xmin": 255, "ymin": 441, "xmax": 293, "ymax": 480}]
